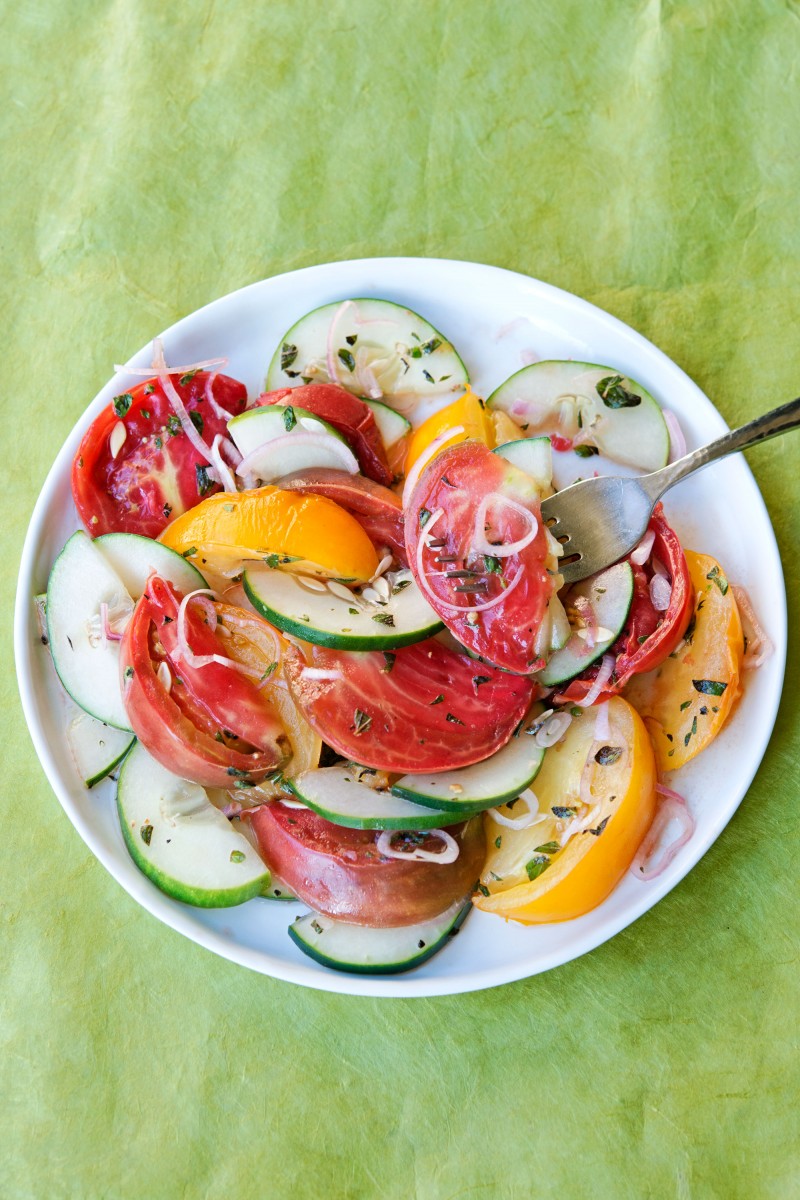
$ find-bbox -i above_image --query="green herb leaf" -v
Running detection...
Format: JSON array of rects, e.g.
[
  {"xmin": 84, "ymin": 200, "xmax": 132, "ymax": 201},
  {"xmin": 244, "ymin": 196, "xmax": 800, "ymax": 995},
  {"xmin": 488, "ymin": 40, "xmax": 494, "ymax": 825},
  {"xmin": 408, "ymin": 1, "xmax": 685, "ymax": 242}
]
[
  {"xmin": 706, "ymin": 566, "xmax": 729, "ymax": 595},
  {"xmin": 113, "ymin": 393, "xmax": 133, "ymax": 417},
  {"xmin": 589, "ymin": 817, "xmax": 610, "ymax": 837},
  {"xmin": 352, "ymin": 709, "xmax": 372, "ymax": 735},
  {"xmin": 283, "ymin": 406, "xmax": 297, "ymax": 432},
  {"xmin": 144, "ymin": 383, "xmax": 155, "ymax": 395},
  {"xmin": 166, "ymin": 414, "xmax": 182, "ymax": 437},
  {"xmin": 281, "ymin": 343, "xmax": 298, "ymax": 371},
  {"xmin": 551, "ymin": 806, "xmax": 577, "ymax": 819},
  {"xmin": 195, "ymin": 464, "xmax": 213, "ymax": 496},
  {"xmin": 693, "ymin": 679, "xmax": 728, "ymax": 696},
  {"xmin": 446, "ymin": 713, "xmax": 465, "ymax": 725},
  {"xmin": 181, "ymin": 546, "xmax": 197, "ymax": 558},
  {"xmin": 596, "ymin": 374, "xmax": 642, "ymax": 409},
  {"xmin": 141, "ymin": 409, "xmax": 151, "ymax": 419},
  {"xmin": 260, "ymin": 662, "xmax": 278, "ymax": 680},
  {"xmin": 525, "ymin": 856, "xmax": 550, "ymax": 881},
  {"xmin": 494, "ymin": 837, "xmax": 502, "ymax": 849},
  {"xmin": 230, "ymin": 850, "xmax": 246, "ymax": 863},
  {"xmin": 189, "ymin": 410, "xmax": 204, "ymax": 435},
  {"xmin": 430, "ymin": 694, "xmax": 445, "ymax": 705},
  {"xmin": 381, "ymin": 651, "xmax": 396, "ymax": 674},
  {"xmin": 595, "ymin": 745, "xmax": 623, "ymax": 766},
  {"xmin": 534, "ymin": 841, "xmax": 560, "ymax": 854},
  {"xmin": 472, "ymin": 675, "xmax": 491, "ymax": 689},
  {"xmin": 477, "ymin": 883, "xmax": 491, "ymax": 897},
  {"xmin": 574, "ymin": 444, "xmax": 600, "ymax": 458},
  {"xmin": 483, "ymin": 555, "xmax": 502, "ymax": 574},
  {"xmin": 162, "ymin": 503, "xmax": 172, "ymax": 518},
  {"xmin": 372, "ymin": 612, "xmax": 395, "ymax": 626},
  {"xmin": 345, "ymin": 333, "xmax": 357, "ymax": 346},
  {"xmin": 338, "ymin": 348, "xmax": 356, "ymax": 372},
  {"xmin": 680, "ymin": 699, "xmax": 692, "ymax": 710},
  {"xmin": 422, "ymin": 369, "xmax": 434, "ymax": 383},
  {"xmin": 179, "ymin": 370, "xmax": 198, "ymax": 385},
  {"xmin": 124, "ymin": 666, "xmax": 134, "ymax": 679},
  {"xmin": 154, "ymin": 436, "xmax": 163, "ymax": 449},
  {"xmin": 419, "ymin": 508, "xmax": 432, "ymax": 527},
  {"xmin": 140, "ymin": 824, "xmax": 153, "ymax": 845}
]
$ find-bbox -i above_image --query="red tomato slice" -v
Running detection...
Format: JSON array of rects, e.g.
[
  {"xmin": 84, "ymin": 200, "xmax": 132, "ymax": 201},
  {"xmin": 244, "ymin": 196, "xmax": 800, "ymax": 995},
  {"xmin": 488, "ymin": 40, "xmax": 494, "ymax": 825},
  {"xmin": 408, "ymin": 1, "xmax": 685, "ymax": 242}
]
[
  {"xmin": 120, "ymin": 577, "xmax": 289, "ymax": 787},
  {"xmin": 282, "ymin": 638, "xmax": 534, "ymax": 772},
  {"xmin": 256, "ymin": 383, "xmax": 393, "ymax": 486},
  {"xmin": 274, "ymin": 466, "xmax": 407, "ymax": 563},
  {"xmin": 556, "ymin": 505, "xmax": 694, "ymax": 705},
  {"xmin": 72, "ymin": 372, "xmax": 247, "ymax": 538},
  {"xmin": 405, "ymin": 442, "xmax": 555, "ymax": 675},
  {"xmin": 249, "ymin": 803, "xmax": 485, "ymax": 927}
]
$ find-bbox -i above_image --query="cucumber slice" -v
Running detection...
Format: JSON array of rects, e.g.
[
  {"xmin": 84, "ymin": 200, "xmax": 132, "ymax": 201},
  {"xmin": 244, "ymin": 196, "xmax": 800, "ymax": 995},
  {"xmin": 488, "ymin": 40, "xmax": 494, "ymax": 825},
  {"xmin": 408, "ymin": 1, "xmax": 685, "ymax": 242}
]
[
  {"xmin": 392, "ymin": 707, "xmax": 546, "ymax": 813},
  {"xmin": 46, "ymin": 531, "xmax": 134, "ymax": 729},
  {"xmin": 95, "ymin": 533, "xmax": 207, "ymax": 596},
  {"xmin": 228, "ymin": 405, "xmax": 358, "ymax": 480},
  {"xmin": 487, "ymin": 361, "xmax": 669, "ymax": 472},
  {"xmin": 287, "ymin": 766, "xmax": 464, "ymax": 829},
  {"xmin": 117, "ymin": 744, "xmax": 270, "ymax": 907},
  {"xmin": 493, "ymin": 437, "xmax": 553, "ymax": 496},
  {"xmin": 243, "ymin": 567, "xmax": 442, "ymax": 649},
  {"xmin": 363, "ymin": 398, "xmax": 411, "ymax": 448},
  {"xmin": 64, "ymin": 697, "xmax": 135, "ymax": 787},
  {"xmin": 535, "ymin": 562, "xmax": 634, "ymax": 687},
  {"xmin": 288, "ymin": 900, "xmax": 471, "ymax": 975},
  {"xmin": 266, "ymin": 299, "xmax": 469, "ymax": 409}
]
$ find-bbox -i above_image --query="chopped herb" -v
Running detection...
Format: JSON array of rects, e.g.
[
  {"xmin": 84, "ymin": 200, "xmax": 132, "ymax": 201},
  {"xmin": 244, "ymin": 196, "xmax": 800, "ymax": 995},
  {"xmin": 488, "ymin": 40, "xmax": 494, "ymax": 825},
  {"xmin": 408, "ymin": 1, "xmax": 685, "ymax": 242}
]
[
  {"xmin": 230, "ymin": 850, "xmax": 246, "ymax": 863},
  {"xmin": 422, "ymin": 369, "xmax": 434, "ymax": 383},
  {"xmin": 141, "ymin": 409, "xmax": 151, "ymax": 419},
  {"xmin": 595, "ymin": 745, "xmax": 623, "ymax": 766},
  {"xmin": 477, "ymin": 884, "xmax": 491, "ymax": 897},
  {"xmin": 699, "ymin": 705, "xmax": 709, "ymax": 715},
  {"xmin": 534, "ymin": 842, "xmax": 560, "ymax": 854},
  {"xmin": 680, "ymin": 699, "xmax": 692, "ymax": 711},
  {"xmin": 446, "ymin": 713, "xmax": 465, "ymax": 725},
  {"xmin": 154, "ymin": 436, "xmax": 163, "ymax": 449},
  {"xmin": 311, "ymin": 919, "xmax": 324, "ymax": 935},
  {"xmin": 410, "ymin": 336, "xmax": 442, "ymax": 357},
  {"xmin": 419, "ymin": 508, "xmax": 432, "ymax": 527},
  {"xmin": 392, "ymin": 580, "xmax": 411, "ymax": 594},
  {"xmin": 440, "ymin": 474, "xmax": 455, "ymax": 488},
  {"xmin": 348, "ymin": 607, "xmax": 359, "ymax": 615},
  {"xmin": 430, "ymin": 694, "xmax": 445, "ymax": 705},
  {"xmin": 283, "ymin": 406, "xmax": 297, "ymax": 432},
  {"xmin": 352, "ymin": 709, "xmax": 372, "ymax": 736},
  {"xmin": 570, "ymin": 707, "xmax": 583, "ymax": 717},
  {"xmin": 140, "ymin": 824, "xmax": 153, "ymax": 845},
  {"xmin": 372, "ymin": 612, "xmax": 395, "ymax": 626},
  {"xmin": 76, "ymin": 456, "xmax": 84, "ymax": 468},
  {"xmin": 706, "ymin": 565, "xmax": 729, "ymax": 595},
  {"xmin": 637, "ymin": 634, "xmax": 650, "ymax": 644},
  {"xmin": 179, "ymin": 370, "xmax": 198, "ymax": 385},
  {"xmin": 712, "ymin": 706, "xmax": 719, "ymax": 713},
  {"xmin": 589, "ymin": 817, "xmax": 610, "ymax": 837},
  {"xmin": 684, "ymin": 614, "xmax": 697, "ymax": 644},
  {"xmin": 222, "ymin": 502, "xmax": 235, "ymax": 513},
  {"xmin": 473, "ymin": 675, "xmax": 491, "ymax": 688},
  {"xmin": 574, "ymin": 444, "xmax": 600, "ymax": 458},
  {"xmin": 382, "ymin": 651, "xmax": 396, "ymax": 673},
  {"xmin": 693, "ymin": 679, "xmax": 728, "ymax": 696},
  {"xmin": 684, "ymin": 716, "xmax": 698, "ymax": 747},
  {"xmin": 260, "ymin": 662, "xmax": 278, "ymax": 680},
  {"xmin": 195, "ymin": 464, "xmax": 213, "ymax": 496},
  {"xmin": 439, "ymin": 375, "xmax": 451, "ymax": 383},
  {"xmin": 280, "ymin": 342, "xmax": 298, "ymax": 371},
  {"xmin": 124, "ymin": 666, "xmax": 134, "ymax": 679},
  {"xmin": 338, "ymin": 348, "xmax": 356, "ymax": 372},
  {"xmin": 144, "ymin": 383, "xmax": 155, "ymax": 395},
  {"xmin": 494, "ymin": 837, "xmax": 502, "ymax": 849},
  {"xmin": 166, "ymin": 414, "xmax": 182, "ymax": 437},
  {"xmin": 525, "ymin": 856, "xmax": 550, "ymax": 881},
  {"xmin": 226, "ymin": 766, "xmax": 250, "ymax": 778},
  {"xmin": 552, "ymin": 806, "xmax": 577, "ymax": 819},
  {"xmin": 264, "ymin": 553, "xmax": 280, "ymax": 568},
  {"xmin": 345, "ymin": 333, "xmax": 357, "ymax": 346},
  {"xmin": 483, "ymin": 555, "xmax": 502, "ymax": 574},
  {"xmin": 181, "ymin": 546, "xmax": 197, "ymax": 558},
  {"xmin": 162, "ymin": 503, "xmax": 172, "ymax": 518},
  {"xmin": 596, "ymin": 374, "xmax": 641, "ymax": 409},
  {"xmin": 113, "ymin": 393, "xmax": 133, "ymax": 417}
]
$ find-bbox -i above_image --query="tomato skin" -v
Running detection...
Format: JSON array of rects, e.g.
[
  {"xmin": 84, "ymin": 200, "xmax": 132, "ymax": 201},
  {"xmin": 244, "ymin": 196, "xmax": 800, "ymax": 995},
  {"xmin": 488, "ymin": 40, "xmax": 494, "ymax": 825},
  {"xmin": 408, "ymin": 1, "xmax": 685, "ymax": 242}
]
[
  {"xmin": 249, "ymin": 803, "xmax": 485, "ymax": 927},
  {"xmin": 557, "ymin": 505, "xmax": 694, "ymax": 705},
  {"xmin": 405, "ymin": 441, "xmax": 555, "ymax": 675},
  {"xmin": 256, "ymin": 383, "xmax": 393, "ymax": 486},
  {"xmin": 120, "ymin": 577, "xmax": 288, "ymax": 788},
  {"xmin": 283, "ymin": 638, "xmax": 534, "ymax": 772},
  {"xmin": 72, "ymin": 372, "xmax": 247, "ymax": 538},
  {"xmin": 274, "ymin": 466, "xmax": 407, "ymax": 563}
]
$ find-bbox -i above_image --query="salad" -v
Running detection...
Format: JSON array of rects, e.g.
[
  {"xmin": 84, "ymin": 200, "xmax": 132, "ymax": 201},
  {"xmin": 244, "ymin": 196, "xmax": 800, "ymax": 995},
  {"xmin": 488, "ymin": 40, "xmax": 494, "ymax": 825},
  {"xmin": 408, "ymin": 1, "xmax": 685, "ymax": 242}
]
[{"xmin": 37, "ymin": 296, "xmax": 772, "ymax": 976}]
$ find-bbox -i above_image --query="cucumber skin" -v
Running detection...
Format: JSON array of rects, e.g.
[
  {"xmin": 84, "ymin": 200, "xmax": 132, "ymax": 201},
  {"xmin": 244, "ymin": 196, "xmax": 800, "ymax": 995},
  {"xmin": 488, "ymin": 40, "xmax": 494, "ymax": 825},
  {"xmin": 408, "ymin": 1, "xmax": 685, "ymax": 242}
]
[
  {"xmin": 284, "ymin": 776, "xmax": 465, "ymax": 830},
  {"xmin": 535, "ymin": 562, "xmax": 634, "ymax": 688},
  {"xmin": 287, "ymin": 901, "xmax": 472, "ymax": 975},
  {"xmin": 85, "ymin": 735, "xmax": 136, "ymax": 789},
  {"xmin": 117, "ymin": 794, "xmax": 271, "ymax": 908},
  {"xmin": 390, "ymin": 757, "xmax": 543, "ymax": 814},
  {"xmin": 242, "ymin": 572, "xmax": 443, "ymax": 651}
]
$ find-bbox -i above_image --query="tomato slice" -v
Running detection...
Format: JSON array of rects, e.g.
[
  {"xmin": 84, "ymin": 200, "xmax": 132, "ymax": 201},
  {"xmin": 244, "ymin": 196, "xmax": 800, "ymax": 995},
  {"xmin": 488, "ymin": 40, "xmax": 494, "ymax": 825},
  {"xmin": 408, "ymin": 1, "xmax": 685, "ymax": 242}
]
[
  {"xmin": 274, "ymin": 466, "xmax": 407, "ymax": 563},
  {"xmin": 120, "ymin": 577, "xmax": 289, "ymax": 787},
  {"xmin": 405, "ymin": 441, "xmax": 555, "ymax": 675},
  {"xmin": 282, "ymin": 638, "xmax": 534, "ymax": 772},
  {"xmin": 256, "ymin": 383, "xmax": 393, "ymax": 486},
  {"xmin": 556, "ymin": 505, "xmax": 694, "ymax": 705},
  {"xmin": 249, "ymin": 803, "xmax": 485, "ymax": 927},
  {"xmin": 72, "ymin": 372, "xmax": 247, "ymax": 538}
]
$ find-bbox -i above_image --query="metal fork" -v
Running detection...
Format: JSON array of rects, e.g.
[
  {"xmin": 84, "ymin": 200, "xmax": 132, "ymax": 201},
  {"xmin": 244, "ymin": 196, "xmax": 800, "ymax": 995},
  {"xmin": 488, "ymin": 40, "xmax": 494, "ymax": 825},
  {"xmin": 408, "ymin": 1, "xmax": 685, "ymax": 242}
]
[{"xmin": 541, "ymin": 396, "xmax": 800, "ymax": 584}]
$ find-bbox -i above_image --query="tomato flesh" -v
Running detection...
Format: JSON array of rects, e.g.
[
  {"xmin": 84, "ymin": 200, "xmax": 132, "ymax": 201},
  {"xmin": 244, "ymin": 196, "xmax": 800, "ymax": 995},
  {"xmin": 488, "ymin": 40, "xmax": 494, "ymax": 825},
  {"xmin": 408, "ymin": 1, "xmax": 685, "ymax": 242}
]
[
  {"xmin": 256, "ymin": 383, "xmax": 393, "ymax": 486},
  {"xmin": 120, "ymin": 577, "xmax": 288, "ymax": 787},
  {"xmin": 274, "ymin": 466, "xmax": 407, "ymax": 563},
  {"xmin": 405, "ymin": 441, "xmax": 555, "ymax": 675},
  {"xmin": 249, "ymin": 803, "xmax": 485, "ymax": 927},
  {"xmin": 72, "ymin": 372, "xmax": 247, "ymax": 538},
  {"xmin": 557, "ymin": 505, "xmax": 693, "ymax": 704},
  {"xmin": 283, "ymin": 638, "xmax": 534, "ymax": 772}
]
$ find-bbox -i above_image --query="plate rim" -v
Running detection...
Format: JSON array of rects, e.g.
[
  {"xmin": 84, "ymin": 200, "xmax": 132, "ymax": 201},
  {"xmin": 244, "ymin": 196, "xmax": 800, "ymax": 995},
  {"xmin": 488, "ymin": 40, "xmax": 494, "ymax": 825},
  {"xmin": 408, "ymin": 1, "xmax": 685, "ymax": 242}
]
[{"xmin": 14, "ymin": 255, "xmax": 788, "ymax": 997}]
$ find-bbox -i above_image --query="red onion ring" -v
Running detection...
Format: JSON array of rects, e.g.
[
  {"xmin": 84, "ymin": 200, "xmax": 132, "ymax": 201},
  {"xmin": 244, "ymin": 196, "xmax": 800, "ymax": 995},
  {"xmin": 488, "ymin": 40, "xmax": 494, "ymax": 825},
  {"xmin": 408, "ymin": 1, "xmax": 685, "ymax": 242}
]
[
  {"xmin": 402, "ymin": 425, "xmax": 465, "ymax": 508},
  {"xmin": 663, "ymin": 409, "xmax": 687, "ymax": 463},
  {"xmin": 470, "ymin": 492, "xmax": 538, "ymax": 558},
  {"xmin": 632, "ymin": 783, "xmax": 695, "ymax": 882},
  {"xmin": 572, "ymin": 653, "xmax": 615, "ymax": 708},
  {"xmin": 731, "ymin": 584, "xmax": 774, "ymax": 669}
]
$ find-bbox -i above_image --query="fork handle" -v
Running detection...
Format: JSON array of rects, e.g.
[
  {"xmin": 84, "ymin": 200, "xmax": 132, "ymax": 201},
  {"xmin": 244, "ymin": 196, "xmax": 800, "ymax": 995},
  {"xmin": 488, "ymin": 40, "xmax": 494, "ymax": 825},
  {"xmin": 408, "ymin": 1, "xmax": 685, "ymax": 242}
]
[{"xmin": 642, "ymin": 395, "xmax": 800, "ymax": 501}]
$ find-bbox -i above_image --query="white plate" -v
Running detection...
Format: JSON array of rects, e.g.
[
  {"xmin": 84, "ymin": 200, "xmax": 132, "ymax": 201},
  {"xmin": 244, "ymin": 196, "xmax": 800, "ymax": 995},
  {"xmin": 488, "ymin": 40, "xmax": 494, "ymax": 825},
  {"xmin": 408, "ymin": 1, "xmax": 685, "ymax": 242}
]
[{"xmin": 15, "ymin": 258, "xmax": 787, "ymax": 997}]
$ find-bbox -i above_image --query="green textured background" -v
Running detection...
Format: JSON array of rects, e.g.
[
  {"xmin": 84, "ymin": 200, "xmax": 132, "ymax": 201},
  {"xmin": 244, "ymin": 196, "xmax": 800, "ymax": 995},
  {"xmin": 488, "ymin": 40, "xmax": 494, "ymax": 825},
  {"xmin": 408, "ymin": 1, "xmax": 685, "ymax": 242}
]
[{"xmin": 3, "ymin": 1, "xmax": 799, "ymax": 1196}]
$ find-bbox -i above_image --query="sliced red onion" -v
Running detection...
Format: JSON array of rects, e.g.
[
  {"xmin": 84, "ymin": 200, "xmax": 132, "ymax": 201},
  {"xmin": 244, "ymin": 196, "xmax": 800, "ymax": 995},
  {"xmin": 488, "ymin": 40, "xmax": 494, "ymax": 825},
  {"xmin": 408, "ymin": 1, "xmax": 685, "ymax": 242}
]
[
  {"xmin": 489, "ymin": 788, "xmax": 541, "ymax": 830},
  {"xmin": 632, "ymin": 784, "xmax": 695, "ymax": 882},
  {"xmin": 593, "ymin": 700, "xmax": 611, "ymax": 742},
  {"xmin": 471, "ymin": 492, "xmax": 538, "ymax": 558},
  {"xmin": 376, "ymin": 828, "xmax": 459, "ymax": 864},
  {"xmin": 573, "ymin": 653, "xmax": 615, "ymax": 707},
  {"xmin": 630, "ymin": 529, "xmax": 656, "ymax": 566},
  {"xmin": 731, "ymin": 584, "xmax": 774, "ymax": 669},
  {"xmin": 663, "ymin": 409, "xmax": 687, "ymax": 463},
  {"xmin": 353, "ymin": 346, "xmax": 384, "ymax": 400},
  {"xmin": 209, "ymin": 434, "xmax": 239, "ymax": 493},
  {"xmin": 402, "ymin": 425, "xmax": 465, "ymax": 508},
  {"xmin": 115, "ymin": 355, "xmax": 228, "ymax": 376},
  {"xmin": 190, "ymin": 594, "xmax": 218, "ymax": 630},
  {"xmin": 151, "ymin": 339, "xmax": 215, "ymax": 467},
  {"xmin": 533, "ymin": 712, "xmax": 572, "ymax": 749},
  {"xmin": 174, "ymin": 589, "xmax": 263, "ymax": 678},
  {"xmin": 415, "ymin": 518, "xmax": 526, "ymax": 615},
  {"xmin": 204, "ymin": 372, "xmax": 236, "ymax": 422},
  {"xmin": 235, "ymin": 430, "xmax": 359, "ymax": 479},
  {"xmin": 326, "ymin": 300, "xmax": 354, "ymax": 386},
  {"xmin": 99, "ymin": 601, "xmax": 124, "ymax": 643},
  {"xmin": 649, "ymin": 573, "xmax": 672, "ymax": 612}
]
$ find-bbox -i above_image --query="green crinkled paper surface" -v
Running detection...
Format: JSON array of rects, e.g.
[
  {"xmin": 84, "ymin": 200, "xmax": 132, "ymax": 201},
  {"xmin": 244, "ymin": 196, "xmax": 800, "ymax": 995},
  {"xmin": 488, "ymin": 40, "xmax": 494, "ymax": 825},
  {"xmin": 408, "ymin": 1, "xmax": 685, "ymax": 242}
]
[{"xmin": 2, "ymin": 0, "xmax": 798, "ymax": 1196}]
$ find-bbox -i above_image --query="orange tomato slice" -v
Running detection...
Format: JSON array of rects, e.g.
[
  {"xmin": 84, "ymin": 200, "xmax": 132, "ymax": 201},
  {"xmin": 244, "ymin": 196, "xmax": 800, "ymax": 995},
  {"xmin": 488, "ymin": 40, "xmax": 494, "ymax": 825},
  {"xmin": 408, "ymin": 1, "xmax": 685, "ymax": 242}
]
[
  {"xmin": 473, "ymin": 697, "xmax": 656, "ymax": 923},
  {"xmin": 625, "ymin": 550, "xmax": 744, "ymax": 771},
  {"xmin": 159, "ymin": 488, "xmax": 379, "ymax": 582},
  {"xmin": 404, "ymin": 387, "xmax": 494, "ymax": 476}
]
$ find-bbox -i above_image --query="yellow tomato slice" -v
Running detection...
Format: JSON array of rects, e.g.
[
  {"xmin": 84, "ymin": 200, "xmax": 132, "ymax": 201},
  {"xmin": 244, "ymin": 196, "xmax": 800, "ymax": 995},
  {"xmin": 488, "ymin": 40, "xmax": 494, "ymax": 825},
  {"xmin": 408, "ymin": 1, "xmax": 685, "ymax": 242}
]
[
  {"xmin": 213, "ymin": 601, "xmax": 321, "ymax": 786},
  {"xmin": 625, "ymin": 551, "xmax": 744, "ymax": 772},
  {"xmin": 159, "ymin": 488, "xmax": 379, "ymax": 582},
  {"xmin": 473, "ymin": 697, "xmax": 656, "ymax": 924},
  {"xmin": 404, "ymin": 387, "xmax": 494, "ymax": 475}
]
